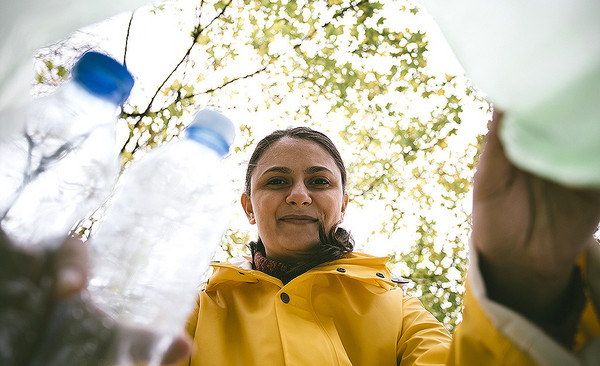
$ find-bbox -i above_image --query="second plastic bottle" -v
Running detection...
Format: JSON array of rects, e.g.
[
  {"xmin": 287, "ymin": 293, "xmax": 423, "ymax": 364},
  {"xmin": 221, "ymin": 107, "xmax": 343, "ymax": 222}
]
[{"xmin": 87, "ymin": 109, "xmax": 236, "ymax": 364}]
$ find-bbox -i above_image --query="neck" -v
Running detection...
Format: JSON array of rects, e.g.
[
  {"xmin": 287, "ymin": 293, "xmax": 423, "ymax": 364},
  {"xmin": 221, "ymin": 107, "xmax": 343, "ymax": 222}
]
[{"xmin": 252, "ymin": 245, "xmax": 312, "ymax": 284}]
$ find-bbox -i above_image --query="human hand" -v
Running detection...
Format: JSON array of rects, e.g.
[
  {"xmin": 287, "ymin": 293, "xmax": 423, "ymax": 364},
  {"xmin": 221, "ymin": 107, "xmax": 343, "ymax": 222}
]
[
  {"xmin": 0, "ymin": 231, "xmax": 191, "ymax": 366},
  {"xmin": 471, "ymin": 109, "xmax": 600, "ymax": 327}
]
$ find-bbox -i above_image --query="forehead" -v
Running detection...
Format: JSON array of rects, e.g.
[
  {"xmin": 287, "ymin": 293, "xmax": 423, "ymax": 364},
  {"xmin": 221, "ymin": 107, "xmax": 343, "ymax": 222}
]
[{"xmin": 254, "ymin": 137, "xmax": 340, "ymax": 175}]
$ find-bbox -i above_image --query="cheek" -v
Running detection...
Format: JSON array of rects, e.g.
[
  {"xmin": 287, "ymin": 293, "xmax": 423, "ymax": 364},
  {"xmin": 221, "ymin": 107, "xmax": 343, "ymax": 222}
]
[
  {"xmin": 251, "ymin": 195, "xmax": 277, "ymax": 221},
  {"xmin": 323, "ymin": 196, "xmax": 345, "ymax": 222}
]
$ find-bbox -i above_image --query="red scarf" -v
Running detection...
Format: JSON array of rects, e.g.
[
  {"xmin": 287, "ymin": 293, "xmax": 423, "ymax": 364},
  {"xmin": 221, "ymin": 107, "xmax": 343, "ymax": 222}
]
[{"xmin": 252, "ymin": 250, "xmax": 308, "ymax": 284}]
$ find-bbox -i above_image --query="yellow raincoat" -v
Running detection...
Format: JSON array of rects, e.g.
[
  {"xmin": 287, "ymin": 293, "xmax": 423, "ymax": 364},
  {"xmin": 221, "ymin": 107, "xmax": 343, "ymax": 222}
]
[
  {"xmin": 175, "ymin": 247, "xmax": 600, "ymax": 365},
  {"xmin": 448, "ymin": 243, "xmax": 600, "ymax": 366},
  {"xmin": 178, "ymin": 252, "xmax": 451, "ymax": 365}
]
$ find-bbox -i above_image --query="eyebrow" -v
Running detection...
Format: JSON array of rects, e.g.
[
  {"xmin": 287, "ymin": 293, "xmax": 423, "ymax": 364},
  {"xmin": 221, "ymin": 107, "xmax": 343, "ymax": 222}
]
[
  {"xmin": 305, "ymin": 166, "xmax": 334, "ymax": 175},
  {"xmin": 261, "ymin": 166, "xmax": 292, "ymax": 176},
  {"xmin": 260, "ymin": 166, "xmax": 334, "ymax": 177}
]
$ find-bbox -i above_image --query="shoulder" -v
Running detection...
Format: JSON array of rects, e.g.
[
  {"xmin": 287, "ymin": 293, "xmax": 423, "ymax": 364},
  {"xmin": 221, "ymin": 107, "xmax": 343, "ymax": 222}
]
[
  {"xmin": 307, "ymin": 251, "xmax": 409, "ymax": 292},
  {"xmin": 332, "ymin": 251, "xmax": 411, "ymax": 289}
]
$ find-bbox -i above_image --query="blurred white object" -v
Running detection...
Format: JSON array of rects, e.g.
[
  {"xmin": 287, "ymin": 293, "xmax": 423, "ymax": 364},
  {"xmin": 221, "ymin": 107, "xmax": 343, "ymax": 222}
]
[
  {"xmin": 88, "ymin": 109, "xmax": 235, "ymax": 364},
  {"xmin": 419, "ymin": 0, "xmax": 600, "ymax": 187},
  {"xmin": 0, "ymin": 0, "xmax": 153, "ymax": 142},
  {"xmin": 0, "ymin": 52, "xmax": 134, "ymax": 250}
]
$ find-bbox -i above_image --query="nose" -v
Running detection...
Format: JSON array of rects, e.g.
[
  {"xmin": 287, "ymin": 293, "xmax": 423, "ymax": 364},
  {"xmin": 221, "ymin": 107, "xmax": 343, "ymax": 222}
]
[{"xmin": 286, "ymin": 182, "xmax": 312, "ymax": 206}]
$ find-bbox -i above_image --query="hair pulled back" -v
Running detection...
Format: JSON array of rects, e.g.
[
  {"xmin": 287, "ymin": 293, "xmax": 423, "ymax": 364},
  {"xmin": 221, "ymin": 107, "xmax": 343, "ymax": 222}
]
[{"xmin": 244, "ymin": 127, "xmax": 354, "ymax": 270}]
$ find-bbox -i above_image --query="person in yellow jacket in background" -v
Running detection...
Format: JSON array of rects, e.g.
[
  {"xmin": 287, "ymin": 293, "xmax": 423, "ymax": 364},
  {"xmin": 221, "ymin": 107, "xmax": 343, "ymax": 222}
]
[{"xmin": 173, "ymin": 110, "xmax": 600, "ymax": 366}]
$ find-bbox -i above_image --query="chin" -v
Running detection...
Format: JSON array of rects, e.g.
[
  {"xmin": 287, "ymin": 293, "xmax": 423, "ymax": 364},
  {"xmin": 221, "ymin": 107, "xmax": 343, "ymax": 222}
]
[{"xmin": 285, "ymin": 240, "xmax": 320, "ymax": 255}]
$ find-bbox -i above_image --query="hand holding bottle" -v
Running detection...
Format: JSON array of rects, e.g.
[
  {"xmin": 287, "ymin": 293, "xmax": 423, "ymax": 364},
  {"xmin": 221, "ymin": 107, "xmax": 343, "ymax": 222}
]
[{"xmin": 0, "ymin": 230, "xmax": 191, "ymax": 366}]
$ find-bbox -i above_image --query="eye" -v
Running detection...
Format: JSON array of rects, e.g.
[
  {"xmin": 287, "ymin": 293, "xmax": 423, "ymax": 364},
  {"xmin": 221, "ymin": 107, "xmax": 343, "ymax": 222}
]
[
  {"xmin": 311, "ymin": 177, "xmax": 331, "ymax": 186},
  {"xmin": 266, "ymin": 177, "xmax": 287, "ymax": 186}
]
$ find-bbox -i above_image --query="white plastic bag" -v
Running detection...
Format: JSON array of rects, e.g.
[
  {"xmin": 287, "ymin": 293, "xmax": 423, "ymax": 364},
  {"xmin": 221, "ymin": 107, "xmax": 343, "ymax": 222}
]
[
  {"xmin": 0, "ymin": 0, "xmax": 153, "ymax": 141},
  {"xmin": 419, "ymin": 0, "xmax": 600, "ymax": 187}
]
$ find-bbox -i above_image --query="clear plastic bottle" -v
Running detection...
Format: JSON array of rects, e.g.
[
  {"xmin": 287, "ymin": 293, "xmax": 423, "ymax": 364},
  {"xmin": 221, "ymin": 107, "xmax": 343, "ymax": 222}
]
[
  {"xmin": 87, "ymin": 109, "xmax": 236, "ymax": 364},
  {"xmin": 0, "ymin": 51, "xmax": 134, "ymax": 249}
]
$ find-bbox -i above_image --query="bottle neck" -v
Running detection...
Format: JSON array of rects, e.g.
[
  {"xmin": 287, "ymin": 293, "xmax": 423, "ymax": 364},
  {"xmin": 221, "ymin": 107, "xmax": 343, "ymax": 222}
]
[{"xmin": 185, "ymin": 126, "xmax": 229, "ymax": 157}]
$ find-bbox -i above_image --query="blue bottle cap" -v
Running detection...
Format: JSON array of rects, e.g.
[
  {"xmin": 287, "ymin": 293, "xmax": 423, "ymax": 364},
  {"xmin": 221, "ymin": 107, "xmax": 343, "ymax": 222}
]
[
  {"xmin": 72, "ymin": 51, "xmax": 135, "ymax": 106},
  {"xmin": 185, "ymin": 109, "xmax": 236, "ymax": 156}
]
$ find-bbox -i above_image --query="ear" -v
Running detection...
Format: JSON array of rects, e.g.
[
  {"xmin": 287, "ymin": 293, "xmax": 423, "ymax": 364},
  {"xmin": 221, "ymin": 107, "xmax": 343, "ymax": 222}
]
[
  {"xmin": 340, "ymin": 192, "xmax": 349, "ymax": 222},
  {"xmin": 241, "ymin": 192, "xmax": 256, "ymax": 224}
]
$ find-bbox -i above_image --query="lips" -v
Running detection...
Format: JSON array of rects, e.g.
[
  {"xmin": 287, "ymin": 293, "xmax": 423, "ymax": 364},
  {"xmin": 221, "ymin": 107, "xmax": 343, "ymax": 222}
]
[{"xmin": 279, "ymin": 215, "xmax": 318, "ymax": 224}]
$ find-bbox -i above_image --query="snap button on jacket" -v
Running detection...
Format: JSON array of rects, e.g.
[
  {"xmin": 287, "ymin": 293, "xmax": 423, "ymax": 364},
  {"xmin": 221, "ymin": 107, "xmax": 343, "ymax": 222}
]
[{"xmin": 181, "ymin": 252, "xmax": 451, "ymax": 366}]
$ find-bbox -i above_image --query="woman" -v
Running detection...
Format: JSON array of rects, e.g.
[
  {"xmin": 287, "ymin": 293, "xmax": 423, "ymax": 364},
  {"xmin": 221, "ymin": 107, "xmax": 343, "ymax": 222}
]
[
  {"xmin": 178, "ymin": 126, "xmax": 451, "ymax": 365},
  {"xmin": 2, "ymin": 114, "xmax": 597, "ymax": 365},
  {"xmin": 176, "ymin": 118, "xmax": 600, "ymax": 366}
]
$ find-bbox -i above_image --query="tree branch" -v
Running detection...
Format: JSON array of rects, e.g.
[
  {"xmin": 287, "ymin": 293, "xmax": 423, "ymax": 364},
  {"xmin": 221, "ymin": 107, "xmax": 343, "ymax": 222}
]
[
  {"xmin": 293, "ymin": 0, "xmax": 370, "ymax": 49},
  {"xmin": 121, "ymin": 64, "xmax": 268, "ymax": 120},
  {"xmin": 197, "ymin": 64, "xmax": 268, "ymax": 95},
  {"xmin": 121, "ymin": 0, "xmax": 234, "ymax": 155},
  {"xmin": 123, "ymin": 11, "xmax": 135, "ymax": 66}
]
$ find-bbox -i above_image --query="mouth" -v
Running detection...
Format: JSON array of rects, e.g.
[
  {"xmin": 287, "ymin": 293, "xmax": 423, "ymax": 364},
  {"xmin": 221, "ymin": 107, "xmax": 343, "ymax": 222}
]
[{"xmin": 279, "ymin": 215, "xmax": 319, "ymax": 225}]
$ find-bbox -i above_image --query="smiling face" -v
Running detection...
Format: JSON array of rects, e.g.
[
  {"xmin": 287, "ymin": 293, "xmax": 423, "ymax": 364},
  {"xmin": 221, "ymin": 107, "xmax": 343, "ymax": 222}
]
[{"xmin": 241, "ymin": 137, "xmax": 348, "ymax": 262}]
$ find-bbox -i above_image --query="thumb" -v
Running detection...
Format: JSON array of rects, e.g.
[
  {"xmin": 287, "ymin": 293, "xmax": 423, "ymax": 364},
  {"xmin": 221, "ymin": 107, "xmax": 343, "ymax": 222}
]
[
  {"xmin": 162, "ymin": 335, "xmax": 192, "ymax": 365},
  {"xmin": 52, "ymin": 237, "xmax": 88, "ymax": 298},
  {"xmin": 118, "ymin": 325, "xmax": 192, "ymax": 365},
  {"xmin": 473, "ymin": 108, "xmax": 516, "ymax": 201}
]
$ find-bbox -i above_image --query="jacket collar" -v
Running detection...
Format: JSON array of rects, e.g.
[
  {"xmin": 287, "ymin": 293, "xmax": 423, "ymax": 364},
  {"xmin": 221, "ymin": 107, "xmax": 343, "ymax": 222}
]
[{"xmin": 206, "ymin": 252, "xmax": 404, "ymax": 291}]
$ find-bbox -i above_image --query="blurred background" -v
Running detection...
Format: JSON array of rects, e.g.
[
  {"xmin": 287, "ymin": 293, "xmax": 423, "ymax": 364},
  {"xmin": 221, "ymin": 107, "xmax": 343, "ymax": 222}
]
[{"xmin": 18, "ymin": 0, "xmax": 492, "ymax": 332}]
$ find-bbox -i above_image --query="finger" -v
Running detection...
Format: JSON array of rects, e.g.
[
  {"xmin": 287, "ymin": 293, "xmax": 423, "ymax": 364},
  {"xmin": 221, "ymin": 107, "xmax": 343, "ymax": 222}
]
[
  {"xmin": 121, "ymin": 325, "xmax": 192, "ymax": 365},
  {"xmin": 473, "ymin": 108, "xmax": 516, "ymax": 200},
  {"xmin": 52, "ymin": 237, "xmax": 88, "ymax": 298},
  {"xmin": 161, "ymin": 334, "xmax": 192, "ymax": 365},
  {"xmin": 0, "ymin": 228, "xmax": 10, "ymax": 249}
]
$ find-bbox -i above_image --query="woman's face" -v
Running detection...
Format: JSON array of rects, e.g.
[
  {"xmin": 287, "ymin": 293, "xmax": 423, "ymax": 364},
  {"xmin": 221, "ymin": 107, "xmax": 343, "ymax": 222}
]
[{"xmin": 241, "ymin": 137, "xmax": 348, "ymax": 262}]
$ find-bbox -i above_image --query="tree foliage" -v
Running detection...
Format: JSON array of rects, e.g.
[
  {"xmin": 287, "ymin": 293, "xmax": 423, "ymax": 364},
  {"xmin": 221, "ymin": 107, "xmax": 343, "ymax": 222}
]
[{"xmin": 34, "ymin": 0, "xmax": 490, "ymax": 332}]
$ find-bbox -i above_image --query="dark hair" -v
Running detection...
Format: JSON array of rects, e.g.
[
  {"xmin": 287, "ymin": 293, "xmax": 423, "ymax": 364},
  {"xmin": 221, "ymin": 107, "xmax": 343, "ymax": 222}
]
[{"xmin": 245, "ymin": 126, "xmax": 354, "ymax": 270}]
